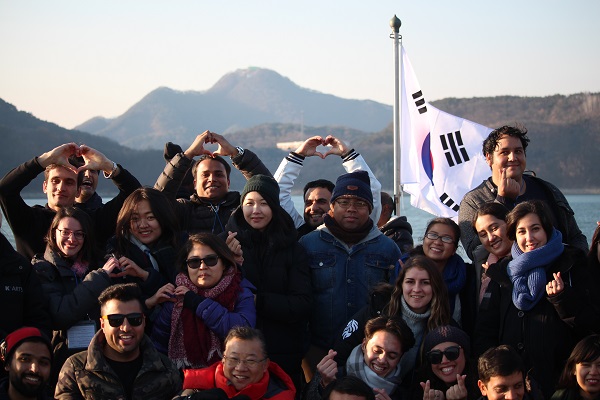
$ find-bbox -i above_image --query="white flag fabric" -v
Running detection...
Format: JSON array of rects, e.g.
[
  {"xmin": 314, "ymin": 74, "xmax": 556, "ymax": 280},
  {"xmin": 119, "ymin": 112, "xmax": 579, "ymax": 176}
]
[{"xmin": 400, "ymin": 46, "xmax": 493, "ymax": 219}]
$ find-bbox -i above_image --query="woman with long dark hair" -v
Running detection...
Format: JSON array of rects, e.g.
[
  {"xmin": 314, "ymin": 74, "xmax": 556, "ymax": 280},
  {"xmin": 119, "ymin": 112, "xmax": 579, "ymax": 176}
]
[
  {"xmin": 553, "ymin": 334, "xmax": 600, "ymax": 400},
  {"xmin": 474, "ymin": 200, "xmax": 595, "ymax": 398},
  {"xmin": 225, "ymin": 174, "xmax": 311, "ymax": 392},
  {"xmin": 149, "ymin": 233, "xmax": 255, "ymax": 369}
]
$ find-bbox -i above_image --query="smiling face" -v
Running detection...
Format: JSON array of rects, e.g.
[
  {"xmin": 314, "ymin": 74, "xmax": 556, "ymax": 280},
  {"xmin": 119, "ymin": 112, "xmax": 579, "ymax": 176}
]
[
  {"xmin": 575, "ymin": 356, "xmax": 600, "ymax": 399},
  {"xmin": 242, "ymin": 192, "xmax": 273, "ymax": 231},
  {"xmin": 304, "ymin": 187, "xmax": 332, "ymax": 228},
  {"xmin": 6, "ymin": 341, "xmax": 51, "ymax": 398},
  {"xmin": 187, "ymin": 243, "xmax": 226, "ymax": 289},
  {"xmin": 430, "ymin": 341, "xmax": 466, "ymax": 384},
  {"xmin": 423, "ymin": 224, "xmax": 457, "ymax": 266},
  {"xmin": 402, "ymin": 267, "xmax": 433, "ymax": 314},
  {"xmin": 77, "ymin": 169, "xmax": 99, "ymax": 203},
  {"xmin": 362, "ymin": 330, "xmax": 402, "ymax": 378},
  {"xmin": 130, "ymin": 199, "xmax": 162, "ymax": 246},
  {"xmin": 195, "ymin": 158, "xmax": 230, "ymax": 201},
  {"xmin": 475, "ymin": 214, "xmax": 512, "ymax": 258},
  {"xmin": 515, "ymin": 213, "xmax": 548, "ymax": 253},
  {"xmin": 55, "ymin": 216, "xmax": 84, "ymax": 259},
  {"xmin": 222, "ymin": 338, "xmax": 268, "ymax": 391},
  {"xmin": 486, "ymin": 135, "xmax": 527, "ymax": 187},
  {"xmin": 100, "ymin": 299, "xmax": 145, "ymax": 362},
  {"xmin": 478, "ymin": 372, "xmax": 525, "ymax": 400},
  {"xmin": 43, "ymin": 166, "xmax": 79, "ymax": 211}
]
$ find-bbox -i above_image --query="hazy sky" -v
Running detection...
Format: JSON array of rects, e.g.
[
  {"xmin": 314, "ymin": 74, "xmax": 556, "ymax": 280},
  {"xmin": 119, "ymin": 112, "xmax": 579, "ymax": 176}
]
[{"xmin": 1, "ymin": 1, "xmax": 599, "ymax": 129}]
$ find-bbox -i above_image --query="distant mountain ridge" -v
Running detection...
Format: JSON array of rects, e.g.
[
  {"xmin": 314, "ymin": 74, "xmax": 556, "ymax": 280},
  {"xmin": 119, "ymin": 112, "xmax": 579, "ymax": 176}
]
[{"xmin": 76, "ymin": 68, "xmax": 392, "ymax": 149}]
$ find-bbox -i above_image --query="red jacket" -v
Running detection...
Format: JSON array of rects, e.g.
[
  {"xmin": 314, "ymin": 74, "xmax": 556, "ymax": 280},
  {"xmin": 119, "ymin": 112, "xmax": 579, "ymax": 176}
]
[{"xmin": 183, "ymin": 361, "xmax": 295, "ymax": 400}]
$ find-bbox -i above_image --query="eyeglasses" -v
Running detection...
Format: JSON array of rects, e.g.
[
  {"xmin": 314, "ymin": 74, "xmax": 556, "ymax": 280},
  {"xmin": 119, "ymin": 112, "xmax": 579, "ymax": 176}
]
[
  {"xmin": 56, "ymin": 229, "xmax": 85, "ymax": 241},
  {"xmin": 222, "ymin": 355, "xmax": 267, "ymax": 368},
  {"xmin": 335, "ymin": 199, "xmax": 369, "ymax": 210},
  {"xmin": 426, "ymin": 345, "xmax": 462, "ymax": 364},
  {"xmin": 186, "ymin": 255, "xmax": 220, "ymax": 269},
  {"xmin": 424, "ymin": 232, "xmax": 455, "ymax": 244},
  {"xmin": 102, "ymin": 313, "xmax": 144, "ymax": 327}
]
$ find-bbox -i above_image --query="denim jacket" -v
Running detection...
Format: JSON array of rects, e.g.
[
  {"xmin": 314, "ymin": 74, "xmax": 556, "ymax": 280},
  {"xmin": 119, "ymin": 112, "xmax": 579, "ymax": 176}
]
[{"xmin": 299, "ymin": 226, "xmax": 400, "ymax": 349}]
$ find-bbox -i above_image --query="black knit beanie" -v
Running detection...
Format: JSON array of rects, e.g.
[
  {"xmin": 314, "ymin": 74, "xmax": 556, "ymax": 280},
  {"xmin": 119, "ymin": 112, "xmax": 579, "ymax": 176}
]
[
  {"xmin": 240, "ymin": 175, "xmax": 280, "ymax": 209},
  {"xmin": 423, "ymin": 325, "xmax": 471, "ymax": 356}
]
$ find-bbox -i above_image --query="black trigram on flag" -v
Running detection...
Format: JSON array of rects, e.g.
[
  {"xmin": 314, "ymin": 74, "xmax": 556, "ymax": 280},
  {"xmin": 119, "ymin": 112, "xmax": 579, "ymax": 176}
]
[
  {"xmin": 440, "ymin": 131, "xmax": 469, "ymax": 167},
  {"xmin": 439, "ymin": 193, "xmax": 460, "ymax": 212},
  {"xmin": 412, "ymin": 91, "xmax": 427, "ymax": 114}
]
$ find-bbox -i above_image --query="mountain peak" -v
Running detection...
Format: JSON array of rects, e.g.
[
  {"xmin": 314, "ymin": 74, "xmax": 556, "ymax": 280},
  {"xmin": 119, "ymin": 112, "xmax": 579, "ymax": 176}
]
[{"xmin": 210, "ymin": 67, "xmax": 297, "ymax": 94}]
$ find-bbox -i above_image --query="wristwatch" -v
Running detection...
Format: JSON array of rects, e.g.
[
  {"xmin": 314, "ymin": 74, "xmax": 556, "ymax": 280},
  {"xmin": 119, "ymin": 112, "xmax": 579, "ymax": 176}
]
[
  {"xmin": 232, "ymin": 146, "xmax": 245, "ymax": 159},
  {"xmin": 103, "ymin": 161, "xmax": 118, "ymax": 179}
]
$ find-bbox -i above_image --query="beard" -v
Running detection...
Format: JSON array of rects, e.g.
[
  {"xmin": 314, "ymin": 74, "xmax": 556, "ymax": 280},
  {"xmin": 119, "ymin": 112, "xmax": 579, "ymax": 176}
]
[{"xmin": 10, "ymin": 372, "xmax": 46, "ymax": 398}]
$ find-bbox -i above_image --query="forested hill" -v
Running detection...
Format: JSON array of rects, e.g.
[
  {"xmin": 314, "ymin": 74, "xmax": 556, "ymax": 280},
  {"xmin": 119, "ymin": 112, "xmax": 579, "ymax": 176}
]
[{"xmin": 1, "ymin": 92, "xmax": 599, "ymax": 194}]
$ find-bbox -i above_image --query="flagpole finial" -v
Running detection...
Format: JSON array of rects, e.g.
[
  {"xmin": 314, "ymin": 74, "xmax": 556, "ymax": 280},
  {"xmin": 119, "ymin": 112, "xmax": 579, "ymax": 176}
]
[{"xmin": 390, "ymin": 15, "xmax": 401, "ymax": 32}]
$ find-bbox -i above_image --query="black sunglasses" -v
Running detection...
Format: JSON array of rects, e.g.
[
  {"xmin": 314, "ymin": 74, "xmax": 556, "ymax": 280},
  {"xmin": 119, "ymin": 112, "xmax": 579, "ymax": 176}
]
[
  {"xmin": 102, "ymin": 313, "xmax": 144, "ymax": 327},
  {"xmin": 426, "ymin": 345, "xmax": 462, "ymax": 364},
  {"xmin": 186, "ymin": 255, "xmax": 220, "ymax": 269}
]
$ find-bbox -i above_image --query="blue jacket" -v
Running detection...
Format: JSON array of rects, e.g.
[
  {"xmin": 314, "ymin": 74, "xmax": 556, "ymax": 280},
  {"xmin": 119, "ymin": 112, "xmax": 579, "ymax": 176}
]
[
  {"xmin": 150, "ymin": 278, "xmax": 256, "ymax": 356},
  {"xmin": 299, "ymin": 226, "xmax": 400, "ymax": 349}
]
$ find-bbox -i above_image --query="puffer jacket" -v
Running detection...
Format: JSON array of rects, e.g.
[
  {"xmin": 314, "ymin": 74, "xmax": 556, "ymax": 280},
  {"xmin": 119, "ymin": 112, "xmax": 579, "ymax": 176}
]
[
  {"xmin": 154, "ymin": 149, "xmax": 271, "ymax": 235},
  {"xmin": 55, "ymin": 332, "xmax": 182, "ymax": 400}
]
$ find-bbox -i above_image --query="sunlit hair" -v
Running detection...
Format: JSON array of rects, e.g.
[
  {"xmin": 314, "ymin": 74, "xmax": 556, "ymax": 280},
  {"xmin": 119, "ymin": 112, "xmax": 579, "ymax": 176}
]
[
  {"xmin": 589, "ymin": 225, "xmax": 600, "ymax": 270},
  {"xmin": 425, "ymin": 217, "xmax": 460, "ymax": 247},
  {"xmin": 385, "ymin": 256, "xmax": 450, "ymax": 332},
  {"xmin": 505, "ymin": 200, "xmax": 554, "ymax": 241},
  {"xmin": 177, "ymin": 233, "xmax": 238, "ymax": 276},
  {"xmin": 192, "ymin": 155, "xmax": 232, "ymax": 180},
  {"xmin": 115, "ymin": 187, "xmax": 180, "ymax": 252},
  {"xmin": 46, "ymin": 207, "xmax": 97, "ymax": 264},
  {"xmin": 482, "ymin": 125, "xmax": 530, "ymax": 158},
  {"xmin": 43, "ymin": 163, "xmax": 77, "ymax": 183},
  {"xmin": 478, "ymin": 345, "xmax": 525, "ymax": 384},
  {"xmin": 98, "ymin": 283, "xmax": 143, "ymax": 313},
  {"xmin": 364, "ymin": 315, "xmax": 415, "ymax": 355},
  {"xmin": 471, "ymin": 202, "xmax": 509, "ymax": 231},
  {"xmin": 224, "ymin": 326, "xmax": 268, "ymax": 359},
  {"xmin": 557, "ymin": 334, "xmax": 600, "ymax": 390}
]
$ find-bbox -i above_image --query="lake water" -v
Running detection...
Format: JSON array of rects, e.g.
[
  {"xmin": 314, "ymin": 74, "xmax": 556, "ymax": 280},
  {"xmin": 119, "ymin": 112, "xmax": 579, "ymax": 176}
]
[{"xmin": 2, "ymin": 194, "xmax": 598, "ymax": 261}]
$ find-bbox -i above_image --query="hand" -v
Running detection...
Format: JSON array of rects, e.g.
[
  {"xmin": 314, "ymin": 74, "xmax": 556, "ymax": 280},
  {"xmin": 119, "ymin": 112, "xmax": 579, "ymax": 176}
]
[
  {"xmin": 146, "ymin": 283, "xmax": 177, "ymax": 308},
  {"xmin": 445, "ymin": 375, "xmax": 468, "ymax": 400},
  {"xmin": 373, "ymin": 388, "xmax": 392, "ymax": 400},
  {"xmin": 546, "ymin": 272, "xmax": 564, "ymax": 296},
  {"xmin": 420, "ymin": 380, "xmax": 445, "ymax": 400},
  {"xmin": 207, "ymin": 132, "xmax": 237, "ymax": 157},
  {"xmin": 322, "ymin": 135, "xmax": 349, "ymax": 157},
  {"xmin": 295, "ymin": 136, "xmax": 325, "ymax": 158},
  {"xmin": 114, "ymin": 256, "xmax": 150, "ymax": 281},
  {"xmin": 184, "ymin": 131, "xmax": 214, "ymax": 159},
  {"xmin": 101, "ymin": 256, "xmax": 122, "ymax": 275},
  {"xmin": 78, "ymin": 145, "xmax": 116, "ymax": 175},
  {"xmin": 482, "ymin": 261, "xmax": 489, "ymax": 272},
  {"xmin": 37, "ymin": 143, "xmax": 80, "ymax": 171},
  {"xmin": 173, "ymin": 285, "xmax": 191, "ymax": 297},
  {"xmin": 226, "ymin": 231, "xmax": 244, "ymax": 265},
  {"xmin": 497, "ymin": 168, "xmax": 521, "ymax": 199},
  {"xmin": 316, "ymin": 349, "xmax": 338, "ymax": 388}
]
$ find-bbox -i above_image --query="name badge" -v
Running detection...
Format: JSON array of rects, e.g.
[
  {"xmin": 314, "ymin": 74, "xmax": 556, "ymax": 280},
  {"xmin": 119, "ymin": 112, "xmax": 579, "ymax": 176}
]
[{"xmin": 67, "ymin": 320, "xmax": 96, "ymax": 349}]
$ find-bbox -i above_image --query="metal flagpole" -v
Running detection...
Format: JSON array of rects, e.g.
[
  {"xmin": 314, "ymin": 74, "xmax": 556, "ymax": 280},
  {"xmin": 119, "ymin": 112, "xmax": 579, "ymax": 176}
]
[{"xmin": 390, "ymin": 15, "xmax": 402, "ymax": 216}]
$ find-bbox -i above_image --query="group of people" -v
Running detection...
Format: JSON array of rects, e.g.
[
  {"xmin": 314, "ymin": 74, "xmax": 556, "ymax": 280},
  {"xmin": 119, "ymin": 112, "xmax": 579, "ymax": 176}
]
[{"xmin": 0, "ymin": 126, "xmax": 598, "ymax": 400}]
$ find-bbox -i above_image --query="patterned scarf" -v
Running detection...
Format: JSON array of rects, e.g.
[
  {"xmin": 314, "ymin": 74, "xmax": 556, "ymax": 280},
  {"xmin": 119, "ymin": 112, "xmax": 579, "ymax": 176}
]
[
  {"xmin": 323, "ymin": 212, "xmax": 373, "ymax": 245},
  {"xmin": 169, "ymin": 267, "xmax": 242, "ymax": 369},
  {"xmin": 346, "ymin": 344, "xmax": 400, "ymax": 395},
  {"xmin": 507, "ymin": 228, "xmax": 563, "ymax": 311}
]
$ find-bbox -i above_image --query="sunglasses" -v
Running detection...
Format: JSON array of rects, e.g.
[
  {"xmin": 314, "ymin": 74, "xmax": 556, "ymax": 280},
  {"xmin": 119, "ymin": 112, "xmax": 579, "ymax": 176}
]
[
  {"xmin": 102, "ymin": 313, "xmax": 144, "ymax": 327},
  {"xmin": 186, "ymin": 255, "xmax": 220, "ymax": 269},
  {"xmin": 426, "ymin": 345, "xmax": 462, "ymax": 364}
]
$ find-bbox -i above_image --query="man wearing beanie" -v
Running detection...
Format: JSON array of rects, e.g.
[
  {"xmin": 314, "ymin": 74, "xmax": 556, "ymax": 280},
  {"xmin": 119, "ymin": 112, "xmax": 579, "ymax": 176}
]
[
  {"xmin": 154, "ymin": 130, "xmax": 272, "ymax": 235},
  {"xmin": 274, "ymin": 135, "xmax": 382, "ymax": 238},
  {"xmin": 299, "ymin": 170, "xmax": 400, "ymax": 377},
  {"xmin": 0, "ymin": 327, "xmax": 53, "ymax": 400}
]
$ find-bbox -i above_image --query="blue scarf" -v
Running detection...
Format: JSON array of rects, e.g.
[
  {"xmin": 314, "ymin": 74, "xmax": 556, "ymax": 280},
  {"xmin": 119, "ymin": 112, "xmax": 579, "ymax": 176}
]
[
  {"xmin": 507, "ymin": 228, "xmax": 564, "ymax": 311},
  {"xmin": 443, "ymin": 254, "xmax": 467, "ymax": 314}
]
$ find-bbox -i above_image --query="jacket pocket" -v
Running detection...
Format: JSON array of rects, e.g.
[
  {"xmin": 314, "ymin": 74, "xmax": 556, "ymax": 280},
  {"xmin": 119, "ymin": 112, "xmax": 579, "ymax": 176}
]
[
  {"xmin": 308, "ymin": 252, "xmax": 336, "ymax": 290},
  {"xmin": 364, "ymin": 254, "xmax": 393, "ymax": 286}
]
